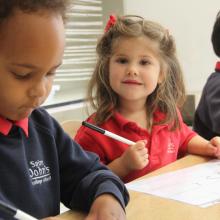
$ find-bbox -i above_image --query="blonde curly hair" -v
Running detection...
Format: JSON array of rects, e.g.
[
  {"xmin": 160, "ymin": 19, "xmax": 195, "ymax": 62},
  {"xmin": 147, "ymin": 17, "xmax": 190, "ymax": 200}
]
[{"xmin": 87, "ymin": 15, "xmax": 185, "ymax": 130}]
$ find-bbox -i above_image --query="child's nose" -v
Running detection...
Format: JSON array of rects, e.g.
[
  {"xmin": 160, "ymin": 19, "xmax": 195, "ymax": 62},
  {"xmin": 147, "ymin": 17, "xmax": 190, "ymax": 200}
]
[
  {"xmin": 28, "ymin": 79, "xmax": 47, "ymax": 99},
  {"xmin": 126, "ymin": 64, "xmax": 138, "ymax": 76}
]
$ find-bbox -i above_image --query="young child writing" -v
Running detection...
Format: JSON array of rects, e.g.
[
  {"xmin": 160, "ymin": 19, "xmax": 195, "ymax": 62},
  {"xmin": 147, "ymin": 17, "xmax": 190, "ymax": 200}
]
[
  {"xmin": 0, "ymin": 2, "xmax": 129, "ymax": 220},
  {"xmin": 74, "ymin": 15, "xmax": 220, "ymax": 183}
]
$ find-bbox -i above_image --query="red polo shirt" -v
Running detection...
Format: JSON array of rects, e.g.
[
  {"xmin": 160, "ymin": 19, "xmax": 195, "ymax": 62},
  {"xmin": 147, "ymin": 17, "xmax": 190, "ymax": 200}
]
[
  {"xmin": 215, "ymin": 61, "xmax": 220, "ymax": 71},
  {"xmin": 0, "ymin": 116, "xmax": 28, "ymax": 137},
  {"xmin": 74, "ymin": 110, "xmax": 197, "ymax": 183}
]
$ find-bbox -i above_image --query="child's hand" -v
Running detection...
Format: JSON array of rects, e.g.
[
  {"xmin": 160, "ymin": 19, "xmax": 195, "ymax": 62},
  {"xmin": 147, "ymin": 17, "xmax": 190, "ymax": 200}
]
[
  {"xmin": 208, "ymin": 136, "xmax": 220, "ymax": 158},
  {"xmin": 121, "ymin": 140, "xmax": 149, "ymax": 171},
  {"xmin": 85, "ymin": 194, "xmax": 126, "ymax": 220}
]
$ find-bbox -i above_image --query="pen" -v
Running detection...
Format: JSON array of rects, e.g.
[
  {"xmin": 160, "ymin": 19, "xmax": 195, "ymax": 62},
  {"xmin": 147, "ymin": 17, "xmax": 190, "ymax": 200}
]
[
  {"xmin": 82, "ymin": 121, "xmax": 135, "ymax": 145},
  {"xmin": 0, "ymin": 200, "xmax": 38, "ymax": 220}
]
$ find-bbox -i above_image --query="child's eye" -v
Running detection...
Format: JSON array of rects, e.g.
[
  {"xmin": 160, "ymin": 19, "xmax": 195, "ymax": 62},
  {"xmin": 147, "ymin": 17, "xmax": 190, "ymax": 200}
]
[
  {"xmin": 47, "ymin": 71, "xmax": 56, "ymax": 77},
  {"xmin": 116, "ymin": 58, "xmax": 128, "ymax": 64},
  {"xmin": 140, "ymin": 60, "xmax": 150, "ymax": 65},
  {"xmin": 12, "ymin": 72, "xmax": 31, "ymax": 80}
]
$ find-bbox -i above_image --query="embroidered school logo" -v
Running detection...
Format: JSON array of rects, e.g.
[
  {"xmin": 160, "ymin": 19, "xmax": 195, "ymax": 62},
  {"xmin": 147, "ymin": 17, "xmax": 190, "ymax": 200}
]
[
  {"xmin": 167, "ymin": 141, "xmax": 175, "ymax": 154},
  {"xmin": 29, "ymin": 160, "xmax": 51, "ymax": 186}
]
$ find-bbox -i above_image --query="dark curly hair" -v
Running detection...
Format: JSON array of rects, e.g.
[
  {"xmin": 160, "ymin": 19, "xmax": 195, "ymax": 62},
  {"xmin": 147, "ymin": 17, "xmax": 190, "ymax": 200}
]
[
  {"xmin": 211, "ymin": 10, "xmax": 220, "ymax": 57},
  {"xmin": 0, "ymin": 0, "xmax": 71, "ymax": 22}
]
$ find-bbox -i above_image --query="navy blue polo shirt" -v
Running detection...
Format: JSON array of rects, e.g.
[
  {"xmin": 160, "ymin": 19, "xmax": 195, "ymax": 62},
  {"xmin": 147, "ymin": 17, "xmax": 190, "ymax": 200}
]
[{"xmin": 0, "ymin": 108, "xmax": 129, "ymax": 219}]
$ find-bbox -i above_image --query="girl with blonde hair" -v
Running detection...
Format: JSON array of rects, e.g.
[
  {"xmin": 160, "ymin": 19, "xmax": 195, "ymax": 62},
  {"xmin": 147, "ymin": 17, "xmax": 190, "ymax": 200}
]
[{"xmin": 75, "ymin": 15, "xmax": 220, "ymax": 183}]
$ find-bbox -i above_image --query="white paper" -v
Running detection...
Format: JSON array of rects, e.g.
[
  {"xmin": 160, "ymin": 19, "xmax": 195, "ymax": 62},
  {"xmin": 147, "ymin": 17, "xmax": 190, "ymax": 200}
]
[{"xmin": 126, "ymin": 159, "xmax": 220, "ymax": 207}]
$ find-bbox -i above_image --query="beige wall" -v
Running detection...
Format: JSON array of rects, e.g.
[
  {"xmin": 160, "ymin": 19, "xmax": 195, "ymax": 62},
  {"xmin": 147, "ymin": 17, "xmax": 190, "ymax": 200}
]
[{"xmin": 123, "ymin": 0, "xmax": 219, "ymax": 99}]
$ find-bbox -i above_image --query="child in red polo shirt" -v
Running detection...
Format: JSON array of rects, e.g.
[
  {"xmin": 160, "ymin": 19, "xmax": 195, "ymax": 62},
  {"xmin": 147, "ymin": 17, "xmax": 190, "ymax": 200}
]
[
  {"xmin": 0, "ymin": 2, "xmax": 129, "ymax": 220},
  {"xmin": 74, "ymin": 15, "xmax": 220, "ymax": 183}
]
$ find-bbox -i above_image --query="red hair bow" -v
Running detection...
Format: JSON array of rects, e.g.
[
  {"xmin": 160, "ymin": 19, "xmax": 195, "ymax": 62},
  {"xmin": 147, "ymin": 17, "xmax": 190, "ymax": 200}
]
[{"xmin": 104, "ymin": 15, "xmax": 117, "ymax": 32}]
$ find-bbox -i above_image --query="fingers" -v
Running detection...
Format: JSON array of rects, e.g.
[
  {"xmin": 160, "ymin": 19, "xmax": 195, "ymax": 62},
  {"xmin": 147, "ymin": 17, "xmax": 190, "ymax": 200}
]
[
  {"xmin": 132, "ymin": 141, "xmax": 149, "ymax": 169},
  {"xmin": 210, "ymin": 136, "xmax": 220, "ymax": 145},
  {"xmin": 132, "ymin": 140, "xmax": 148, "ymax": 150},
  {"xmin": 122, "ymin": 139, "xmax": 149, "ymax": 170},
  {"xmin": 209, "ymin": 136, "xmax": 220, "ymax": 158},
  {"xmin": 133, "ymin": 140, "xmax": 148, "ymax": 157},
  {"xmin": 213, "ymin": 145, "xmax": 220, "ymax": 158},
  {"xmin": 141, "ymin": 156, "xmax": 149, "ymax": 168}
]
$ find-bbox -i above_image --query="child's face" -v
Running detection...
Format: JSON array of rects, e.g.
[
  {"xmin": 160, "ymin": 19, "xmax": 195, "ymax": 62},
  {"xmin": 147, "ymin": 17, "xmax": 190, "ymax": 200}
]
[
  {"xmin": 109, "ymin": 36, "xmax": 162, "ymax": 106},
  {"xmin": 0, "ymin": 10, "xmax": 65, "ymax": 121}
]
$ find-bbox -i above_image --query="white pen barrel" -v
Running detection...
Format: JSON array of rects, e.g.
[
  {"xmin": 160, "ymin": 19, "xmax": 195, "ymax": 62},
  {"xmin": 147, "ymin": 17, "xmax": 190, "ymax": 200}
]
[
  {"xmin": 15, "ymin": 210, "xmax": 38, "ymax": 220},
  {"xmin": 105, "ymin": 131, "xmax": 135, "ymax": 145}
]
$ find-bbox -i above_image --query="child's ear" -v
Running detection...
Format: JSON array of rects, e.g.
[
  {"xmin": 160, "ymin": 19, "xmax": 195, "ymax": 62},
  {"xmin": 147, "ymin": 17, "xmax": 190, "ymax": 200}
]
[
  {"xmin": 158, "ymin": 62, "xmax": 166, "ymax": 84},
  {"xmin": 158, "ymin": 71, "xmax": 164, "ymax": 84}
]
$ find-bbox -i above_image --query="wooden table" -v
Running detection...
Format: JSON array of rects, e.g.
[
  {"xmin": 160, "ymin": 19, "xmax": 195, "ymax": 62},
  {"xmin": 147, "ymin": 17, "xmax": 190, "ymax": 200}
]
[{"xmin": 60, "ymin": 155, "xmax": 220, "ymax": 220}]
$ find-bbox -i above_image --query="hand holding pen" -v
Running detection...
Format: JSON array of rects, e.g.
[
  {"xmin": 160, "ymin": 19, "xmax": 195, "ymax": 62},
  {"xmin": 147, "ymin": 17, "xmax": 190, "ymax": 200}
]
[
  {"xmin": 82, "ymin": 121, "xmax": 149, "ymax": 173},
  {"xmin": 120, "ymin": 140, "xmax": 149, "ymax": 171}
]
